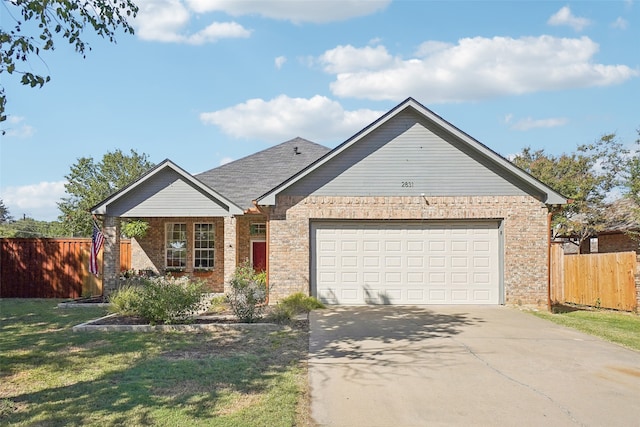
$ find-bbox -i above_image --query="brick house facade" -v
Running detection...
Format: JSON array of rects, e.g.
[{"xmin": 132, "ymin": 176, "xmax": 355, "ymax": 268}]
[
  {"xmin": 266, "ymin": 195, "xmax": 549, "ymax": 306},
  {"xmin": 93, "ymin": 98, "xmax": 566, "ymax": 307}
]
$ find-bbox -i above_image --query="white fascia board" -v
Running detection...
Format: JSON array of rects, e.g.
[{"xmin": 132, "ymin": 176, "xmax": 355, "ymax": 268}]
[{"xmin": 91, "ymin": 159, "xmax": 244, "ymax": 216}]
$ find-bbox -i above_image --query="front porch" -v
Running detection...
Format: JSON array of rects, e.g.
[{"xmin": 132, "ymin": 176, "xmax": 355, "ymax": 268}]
[{"xmin": 100, "ymin": 213, "xmax": 267, "ymax": 296}]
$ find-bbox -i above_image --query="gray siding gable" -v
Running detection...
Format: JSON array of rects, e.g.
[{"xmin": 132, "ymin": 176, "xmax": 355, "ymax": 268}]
[
  {"xmin": 91, "ymin": 160, "xmax": 243, "ymax": 217},
  {"xmin": 259, "ymin": 98, "xmax": 567, "ymax": 205}
]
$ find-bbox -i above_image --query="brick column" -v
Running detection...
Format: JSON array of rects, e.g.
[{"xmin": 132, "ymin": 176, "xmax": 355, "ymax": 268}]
[
  {"xmin": 103, "ymin": 216, "xmax": 121, "ymax": 298},
  {"xmin": 223, "ymin": 216, "xmax": 237, "ymax": 292}
]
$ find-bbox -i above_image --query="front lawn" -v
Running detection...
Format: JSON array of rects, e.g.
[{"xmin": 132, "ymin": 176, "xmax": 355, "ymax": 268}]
[
  {"xmin": 0, "ymin": 299, "xmax": 311, "ymax": 426},
  {"xmin": 531, "ymin": 307, "xmax": 640, "ymax": 351}
]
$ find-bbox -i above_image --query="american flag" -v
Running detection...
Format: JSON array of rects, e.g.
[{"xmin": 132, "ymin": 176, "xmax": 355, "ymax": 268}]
[{"xmin": 90, "ymin": 223, "xmax": 105, "ymax": 276}]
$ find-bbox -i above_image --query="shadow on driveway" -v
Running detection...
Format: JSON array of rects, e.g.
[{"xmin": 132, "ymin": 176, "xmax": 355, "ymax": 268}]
[{"xmin": 309, "ymin": 305, "xmax": 640, "ymax": 427}]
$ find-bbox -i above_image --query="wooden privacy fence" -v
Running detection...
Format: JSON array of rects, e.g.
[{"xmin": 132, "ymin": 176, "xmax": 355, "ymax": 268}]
[
  {"xmin": 0, "ymin": 238, "xmax": 131, "ymax": 298},
  {"xmin": 550, "ymin": 243, "xmax": 638, "ymax": 312}
]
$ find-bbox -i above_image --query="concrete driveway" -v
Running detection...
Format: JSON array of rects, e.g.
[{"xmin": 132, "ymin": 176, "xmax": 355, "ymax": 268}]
[{"xmin": 309, "ymin": 306, "xmax": 640, "ymax": 427}]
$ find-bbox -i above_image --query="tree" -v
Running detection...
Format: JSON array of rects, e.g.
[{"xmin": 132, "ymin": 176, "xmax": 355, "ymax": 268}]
[
  {"xmin": 1, "ymin": 0, "xmax": 138, "ymax": 123},
  {"xmin": 58, "ymin": 149, "xmax": 154, "ymax": 236},
  {"xmin": 512, "ymin": 133, "xmax": 627, "ymax": 251},
  {"xmin": 0, "ymin": 199, "xmax": 12, "ymax": 223},
  {"xmin": 621, "ymin": 130, "xmax": 640, "ymax": 236},
  {"xmin": 0, "ymin": 216, "xmax": 66, "ymax": 237},
  {"xmin": 623, "ymin": 130, "xmax": 640, "ymax": 203}
]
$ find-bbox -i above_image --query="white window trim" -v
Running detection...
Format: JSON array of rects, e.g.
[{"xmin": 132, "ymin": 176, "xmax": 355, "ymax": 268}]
[
  {"xmin": 165, "ymin": 223, "xmax": 187, "ymax": 269},
  {"xmin": 193, "ymin": 223, "xmax": 215, "ymax": 269}
]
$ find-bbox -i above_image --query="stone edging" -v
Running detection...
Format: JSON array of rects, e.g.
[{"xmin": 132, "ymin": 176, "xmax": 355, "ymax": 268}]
[
  {"xmin": 72, "ymin": 313, "xmax": 305, "ymax": 332},
  {"xmin": 58, "ymin": 302, "xmax": 111, "ymax": 308}
]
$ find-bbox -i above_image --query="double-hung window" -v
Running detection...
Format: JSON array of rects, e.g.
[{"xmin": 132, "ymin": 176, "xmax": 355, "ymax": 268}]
[
  {"xmin": 194, "ymin": 223, "xmax": 215, "ymax": 268},
  {"xmin": 166, "ymin": 223, "xmax": 187, "ymax": 268}
]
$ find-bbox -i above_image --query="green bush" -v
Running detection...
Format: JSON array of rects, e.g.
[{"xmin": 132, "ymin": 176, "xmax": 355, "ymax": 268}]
[
  {"xmin": 226, "ymin": 261, "xmax": 268, "ymax": 323},
  {"xmin": 267, "ymin": 292, "xmax": 325, "ymax": 324},
  {"xmin": 279, "ymin": 292, "xmax": 325, "ymax": 314},
  {"xmin": 108, "ymin": 284, "xmax": 143, "ymax": 316},
  {"xmin": 109, "ymin": 276, "xmax": 206, "ymax": 325}
]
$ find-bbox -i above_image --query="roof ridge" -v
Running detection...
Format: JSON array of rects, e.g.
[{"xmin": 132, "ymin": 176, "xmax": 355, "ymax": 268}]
[{"xmin": 196, "ymin": 137, "xmax": 325, "ymax": 176}]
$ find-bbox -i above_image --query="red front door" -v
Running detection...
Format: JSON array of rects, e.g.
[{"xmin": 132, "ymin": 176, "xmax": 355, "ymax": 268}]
[{"xmin": 252, "ymin": 241, "xmax": 267, "ymax": 272}]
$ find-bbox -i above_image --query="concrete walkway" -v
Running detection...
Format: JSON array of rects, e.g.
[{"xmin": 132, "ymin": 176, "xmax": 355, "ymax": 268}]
[{"xmin": 309, "ymin": 306, "xmax": 640, "ymax": 427}]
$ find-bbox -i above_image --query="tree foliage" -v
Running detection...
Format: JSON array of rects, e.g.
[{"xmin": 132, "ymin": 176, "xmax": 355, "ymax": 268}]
[
  {"xmin": 0, "ymin": 199, "xmax": 12, "ymax": 223},
  {"xmin": 1, "ymin": 0, "xmax": 138, "ymax": 123},
  {"xmin": 623, "ymin": 131, "xmax": 640, "ymax": 203},
  {"xmin": 512, "ymin": 133, "xmax": 628, "ymax": 249},
  {"xmin": 58, "ymin": 149, "xmax": 154, "ymax": 236},
  {"xmin": 0, "ymin": 216, "xmax": 66, "ymax": 237}
]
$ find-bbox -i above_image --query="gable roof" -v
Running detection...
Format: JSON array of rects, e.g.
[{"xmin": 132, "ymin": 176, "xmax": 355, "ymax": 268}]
[
  {"xmin": 257, "ymin": 98, "xmax": 568, "ymax": 206},
  {"xmin": 91, "ymin": 159, "xmax": 244, "ymax": 216},
  {"xmin": 197, "ymin": 137, "xmax": 330, "ymax": 210}
]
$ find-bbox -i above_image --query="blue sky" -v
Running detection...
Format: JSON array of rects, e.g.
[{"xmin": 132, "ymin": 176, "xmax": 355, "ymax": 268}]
[{"xmin": 1, "ymin": 0, "xmax": 638, "ymax": 221}]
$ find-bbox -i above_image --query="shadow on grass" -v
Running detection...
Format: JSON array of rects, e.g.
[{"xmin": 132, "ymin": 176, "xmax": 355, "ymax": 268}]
[
  {"xmin": 550, "ymin": 303, "xmax": 591, "ymax": 314},
  {"xmin": 1, "ymin": 300, "xmax": 308, "ymax": 426}
]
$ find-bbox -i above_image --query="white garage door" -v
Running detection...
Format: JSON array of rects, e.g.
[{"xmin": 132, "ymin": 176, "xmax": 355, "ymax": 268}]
[{"xmin": 311, "ymin": 221, "xmax": 500, "ymax": 305}]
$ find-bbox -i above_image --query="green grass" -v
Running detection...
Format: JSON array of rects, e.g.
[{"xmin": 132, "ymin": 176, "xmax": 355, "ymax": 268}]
[
  {"xmin": 0, "ymin": 299, "xmax": 311, "ymax": 426},
  {"xmin": 531, "ymin": 307, "xmax": 640, "ymax": 351}
]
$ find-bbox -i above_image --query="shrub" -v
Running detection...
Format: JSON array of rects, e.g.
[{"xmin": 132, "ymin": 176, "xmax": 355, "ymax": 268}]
[
  {"xmin": 109, "ymin": 276, "xmax": 207, "ymax": 325},
  {"xmin": 278, "ymin": 292, "xmax": 325, "ymax": 314},
  {"xmin": 266, "ymin": 292, "xmax": 325, "ymax": 324},
  {"xmin": 227, "ymin": 261, "xmax": 268, "ymax": 323},
  {"xmin": 267, "ymin": 304, "xmax": 295, "ymax": 324},
  {"xmin": 108, "ymin": 284, "xmax": 143, "ymax": 316}
]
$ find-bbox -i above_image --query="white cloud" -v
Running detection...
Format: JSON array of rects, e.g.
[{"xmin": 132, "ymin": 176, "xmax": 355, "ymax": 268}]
[
  {"xmin": 185, "ymin": 0, "xmax": 391, "ymax": 23},
  {"xmin": 548, "ymin": 6, "xmax": 591, "ymax": 32},
  {"xmin": 134, "ymin": 0, "xmax": 251, "ymax": 44},
  {"xmin": 219, "ymin": 156, "xmax": 234, "ymax": 165},
  {"xmin": 199, "ymin": 95, "xmax": 383, "ymax": 142},
  {"xmin": 612, "ymin": 17, "xmax": 629, "ymax": 30},
  {"xmin": 4, "ymin": 116, "xmax": 35, "ymax": 138},
  {"xmin": 415, "ymin": 41, "xmax": 453, "ymax": 57},
  {"xmin": 275, "ymin": 56, "xmax": 287, "ymax": 69},
  {"xmin": 319, "ymin": 44, "xmax": 394, "ymax": 73},
  {"xmin": 324, "ymin": 36, "xmax": 638, "ymax": 103},
  {"xmin": 0, "ymin": 181, "xmax": 66, "ymax": 221},
  {"xmin": 509, "ymin": 117, "xmax": 569, "ymax": 131}
]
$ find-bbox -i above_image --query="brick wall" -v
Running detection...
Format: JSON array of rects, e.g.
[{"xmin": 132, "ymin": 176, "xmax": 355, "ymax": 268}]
[
  {"xmin": 235, "ymin": 214, "xmax": 267, "ymax": 266},
  {"xmin": 598, "ymin": 232, "xmax": 640, "ymax": 254},
  {"xmin": 267, "ymin": 195, "xmax": 549, "ymax": 307},
  {"xmin": 131, "ymin": 217, "xmax": 225, "ymax": 292}
]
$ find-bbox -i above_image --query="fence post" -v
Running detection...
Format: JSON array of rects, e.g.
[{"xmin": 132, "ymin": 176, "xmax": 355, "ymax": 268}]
[{"xmin": 549, "ymin": 243, "xmax": 564, "ymax": 305}]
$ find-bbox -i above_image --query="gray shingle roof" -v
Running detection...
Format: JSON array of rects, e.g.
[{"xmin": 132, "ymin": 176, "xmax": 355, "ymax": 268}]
[
  {"xmin": 196, "ymin": 137, "xmax": 330, "ymax": 210},
  {"xmin": 602, "ymin": 197, "xmax": 640, "ymax": 233}
]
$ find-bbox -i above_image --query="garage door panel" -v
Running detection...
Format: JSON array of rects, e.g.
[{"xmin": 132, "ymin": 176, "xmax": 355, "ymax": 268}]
[{"xmin": 312, "ymin": 221, "xmax": 500, "ymax": 305}]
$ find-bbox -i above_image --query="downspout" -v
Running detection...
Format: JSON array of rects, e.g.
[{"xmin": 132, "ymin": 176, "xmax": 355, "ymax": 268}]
[{"xmin": 252, "ymin": 200, "xmax": 270, "ymax": 305}]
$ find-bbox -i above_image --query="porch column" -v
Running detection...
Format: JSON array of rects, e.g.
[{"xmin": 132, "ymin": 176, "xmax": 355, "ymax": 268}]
[
  {"xmin": 223, "ymin": 216, "xmax": 237, "ymax": 291},
  {"xmin": 103, "ymin": 215, "xmax": 121, "ymax": 298}
]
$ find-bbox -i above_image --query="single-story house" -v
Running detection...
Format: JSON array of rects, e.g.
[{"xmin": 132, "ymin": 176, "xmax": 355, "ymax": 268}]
[
  {"xmin": 92, "ymin": 98, "xmax": 567, "ymax": 307},
  {"xmin": 597, "ymin": 198, "xmax": 640, "ymax": 254}
]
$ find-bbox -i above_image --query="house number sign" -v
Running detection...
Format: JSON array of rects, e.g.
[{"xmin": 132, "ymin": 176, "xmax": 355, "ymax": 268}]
[{"xmin": 401, "ymin": 181, "xmax": 414, "ymax": 188}]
